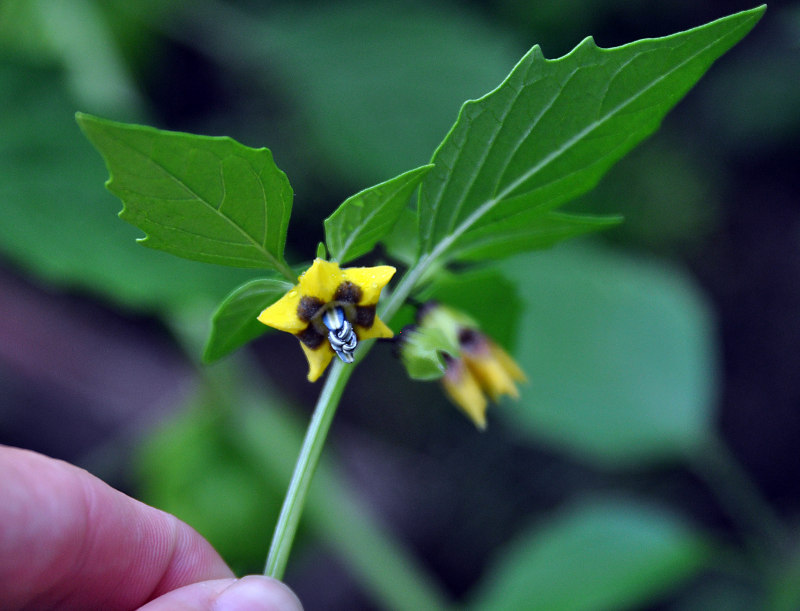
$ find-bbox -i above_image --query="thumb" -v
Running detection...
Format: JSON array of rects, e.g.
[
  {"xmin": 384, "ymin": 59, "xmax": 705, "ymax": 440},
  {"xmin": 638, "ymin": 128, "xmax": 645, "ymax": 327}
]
[{"xmin": 138, "ymin": 575, "xmax": 303, "ymax": 611}]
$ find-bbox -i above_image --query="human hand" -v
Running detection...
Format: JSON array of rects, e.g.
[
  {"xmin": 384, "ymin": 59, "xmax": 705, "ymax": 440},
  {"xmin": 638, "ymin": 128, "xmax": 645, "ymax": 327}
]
[{"xmin": 0, "ymin": 445, "xmax": 302, "ymax": 610}]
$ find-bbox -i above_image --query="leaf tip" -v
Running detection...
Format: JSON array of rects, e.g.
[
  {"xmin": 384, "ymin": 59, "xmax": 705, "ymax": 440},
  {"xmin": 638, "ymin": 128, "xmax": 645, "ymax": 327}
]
[
  {"xmin": 74, "ymin": 111, "xmax": 103, "ymax": 133},
  {"xmin": 200, "ymin": 344, "xmax": 218, "ymax": 364}
]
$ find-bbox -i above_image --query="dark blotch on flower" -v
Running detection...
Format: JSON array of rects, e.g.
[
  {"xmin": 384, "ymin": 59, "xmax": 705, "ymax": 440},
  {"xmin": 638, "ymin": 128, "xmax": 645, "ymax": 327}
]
[
  {"xmin": 334, "ymin": 281, "xmax": 362, "ymax": 304},
  {"xmin": 297, "ymin": 296, "xmax": 324, "ymax": 322},
  {"xmin": 355, "ymin": 306, "xmax": 376, "ymax": 329},
  {"xmin": 296, "ymin": 325, "xmax": 325, "ymax": 349},
  {"xmin": 458, "ymin": 328, "xmax": 482, "ymax": 349}
]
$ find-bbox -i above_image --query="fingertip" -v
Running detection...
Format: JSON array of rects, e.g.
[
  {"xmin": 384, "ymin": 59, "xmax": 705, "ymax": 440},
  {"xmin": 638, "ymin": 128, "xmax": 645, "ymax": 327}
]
[
  {"xmin": 0, "ymin": 446, "xmax": 234, "ymax": 608},
  {"xmin": 214, "ymin": 575, "xmax": 303, "ymax": 611},
  {"xmin": 139, "ymin": 576, "xmax": 303, "ymax": 611}
]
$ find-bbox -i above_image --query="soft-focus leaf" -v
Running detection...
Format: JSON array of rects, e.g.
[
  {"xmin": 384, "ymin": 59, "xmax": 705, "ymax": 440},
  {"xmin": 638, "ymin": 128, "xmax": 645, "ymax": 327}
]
[
  {"xmin": 506, "ymin": 244, "xmax": 716, "ymax": 465},
  {"xmin": 675, "ymin": 577, "xmax": 763, "ymax": 611},
  {"xmin": 0, "ymin": 0, "xmax": 51, "ymax": 61},
  {"xmin": 325, "ymin": 164, "xmax": 432, "ymax": 264},
  {"xmin": 468, "ymin": 498, "xmax": 711, "ymax": 611},
  {"xmin": 0, "ymin": 66, "xmax": 254, "ymax": 316},
  {"xmin": 419, "ymin": 7, "xmax": 765, "ymax": 263},
  {"xmin": 136, "ymin": 399, "xmax": 283, "ymax": 574},
  {"xmin": 419, "ymin": 267, "xmax": 522, "ymax": 350},
  {"xmin": 446, "ymin": 210, "xmax": 622, "ymax": 262},
  {"xmin": 569, "ymin": 135, "xmax": 720, "ymax": 252},
  {"xmin": 218, "ymin": 2, "xmax": 523, "ymax": 184},
  {"xmin": 77, "ymin": 113, "xmax": 294, "ymax": 271},
  {"xmin": 203, "ymin": 277, "xmax": 293, "ymax": 363},
  {"xmin": 138, "ymin": 374, "xmax": 451, "ymax": 609},
  {"xmin": 36, "ymin": 0, "xmax": 143, "ymax": 115}
]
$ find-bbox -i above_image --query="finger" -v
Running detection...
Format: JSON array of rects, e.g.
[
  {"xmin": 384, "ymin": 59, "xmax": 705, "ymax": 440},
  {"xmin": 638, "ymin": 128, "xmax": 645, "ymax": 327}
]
[
  {"xmin": 138, "ymin": 575, "xmax": 304, "ymax": 611},
  {"xmin": 0, "ymin": 446, "xmax": 234, "ymax": 610}
]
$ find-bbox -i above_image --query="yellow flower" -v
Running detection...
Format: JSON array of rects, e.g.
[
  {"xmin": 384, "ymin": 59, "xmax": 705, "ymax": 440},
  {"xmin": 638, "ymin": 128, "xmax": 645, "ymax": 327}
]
[
  {"xmin": 258, "ymin": 259, "xmax": 395, "ymax": 381},
  {"xmin": 447, "ymin": 328, "xmax": 526, "ymax": 428},
  {"xmin": 406, "ymin": 302, "xmax": 526, "ymax": 429},
  {"xmin": 441, "ymin": 355, "xmax": 489, "ymax": 428}
]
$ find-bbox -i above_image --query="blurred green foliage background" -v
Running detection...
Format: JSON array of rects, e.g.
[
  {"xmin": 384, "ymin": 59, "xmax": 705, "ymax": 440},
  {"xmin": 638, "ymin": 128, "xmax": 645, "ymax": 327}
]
[{"xmin": 1, "ymin": 1, "xmax": 799, "ymax": 609}]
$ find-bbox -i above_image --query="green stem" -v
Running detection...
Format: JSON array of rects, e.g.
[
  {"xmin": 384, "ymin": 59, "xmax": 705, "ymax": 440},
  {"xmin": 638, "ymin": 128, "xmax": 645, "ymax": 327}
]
[
  {"xmin": 379, "ymin": 253, "xmax": 433, "ymax": 321},
  {"xmin": 264, "ymin": 358, "xmax": 354, "ymax": 578},
  {"xmin": 264, "ymin": 252, "xmax": 438, "ymax": 578},
  {"xmin": 690, "ymin": 434, "xmax": 789, "ymax": 566}
]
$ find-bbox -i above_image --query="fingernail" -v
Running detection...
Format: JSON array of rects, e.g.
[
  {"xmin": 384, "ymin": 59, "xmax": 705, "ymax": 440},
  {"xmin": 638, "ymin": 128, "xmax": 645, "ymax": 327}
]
[{"xmin": 214, "ymin": 575, "xmax": 303, "ymax": 611}]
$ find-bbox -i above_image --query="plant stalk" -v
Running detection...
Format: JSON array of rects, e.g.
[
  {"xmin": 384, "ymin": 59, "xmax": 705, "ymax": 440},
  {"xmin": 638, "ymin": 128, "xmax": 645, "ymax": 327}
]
[
  {"xmin": 691, "ymin": 434, "xmax": 790, "ymax": 568},
  {"xmin": 264, "ymin": 358, "xmax": 355, "ymax": 578},
  {"xmin": 264, "ymin": 252, "xmax": 436, "ymax": 578}
]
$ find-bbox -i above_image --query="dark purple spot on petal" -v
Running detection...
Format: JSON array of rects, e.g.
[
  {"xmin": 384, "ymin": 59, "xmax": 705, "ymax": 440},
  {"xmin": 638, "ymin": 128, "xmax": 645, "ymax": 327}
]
[
  {"xmin": 297, "ymin": 325, "xmax": 325, "ymax": 349},
  {"xmin": 458, "ymin": 328, "xmax": 481, "ymax": 349},
  {"xmin": 297, "ymin": 296, "xmax": 324, "ymax": 322},
  {"xmin": 334, "ymin": 281, "xmax": 362, "ymax": 304},
  {"xmin": 458, "ymin": 328, "xmax": 489, "ymax": 355},
  {"xmin": 355, "ymin": 305, "xmax": 376, "ymax": 329}
]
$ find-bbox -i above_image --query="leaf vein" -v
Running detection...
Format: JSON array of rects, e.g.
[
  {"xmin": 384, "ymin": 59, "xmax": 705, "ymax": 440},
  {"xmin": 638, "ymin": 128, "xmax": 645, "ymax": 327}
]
[
  {"xmin": 432, "ymin": 31, "xmax": 732, "ymax": 261},
  {"xmin": 106, "ymin": 131, "xmax": 283, "ymax": 269}
]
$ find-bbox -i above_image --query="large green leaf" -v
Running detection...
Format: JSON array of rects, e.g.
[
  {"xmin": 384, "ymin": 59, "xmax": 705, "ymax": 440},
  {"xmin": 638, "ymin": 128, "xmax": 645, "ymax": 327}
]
[
  {"xmin": 76, "ymin": 113, "xmax": 294, "ymax": 272},
  {"xmin": 203, "ymin": 277, "xmax": 293, "ymax": 363},
  {"xmin": 468, "ymin": 498, "xmax": 711, "ymax": 611},
  {"xmin": 418, "ymin": 6, "xmax": 765, "ymax": 263},
  {"xmin": 506, "ymin": 244, "xmax": 716, "ymax": 465},
  {"xmin": 324, "ymin": 164, "xmax": 432, "ymax": 264}
]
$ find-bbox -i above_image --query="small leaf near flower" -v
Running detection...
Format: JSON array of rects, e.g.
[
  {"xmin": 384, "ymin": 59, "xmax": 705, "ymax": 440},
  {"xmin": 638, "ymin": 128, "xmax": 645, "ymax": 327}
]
[{"xmin": 257, "ymin": 258, "xmax": 395, "ymax": 381}]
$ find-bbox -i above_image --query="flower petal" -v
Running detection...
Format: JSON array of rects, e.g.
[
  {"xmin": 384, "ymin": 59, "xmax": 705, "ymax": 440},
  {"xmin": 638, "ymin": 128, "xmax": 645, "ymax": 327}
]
[
  {"xmin": 341, "ymin": 266, "xmax": 396, "ymax": 305},
  {"xmin": 298, "ymin": 258, "xmax": 345, "ymax": 302},
  {"xmin": 355, "ymin": 315, "xmax": 394, "ymax": 341},
  {"xmin": 442, "ymin": 359, "xmax": 488, "ymax": 429},
  {"xmin": 299, "ymin": 341, "xmax": 336, "ymax": 382},
  {"xmin": 257, "ymin": 258, "xmax": 397, "ymax": 382},
  {"xmin": 465, "ymin": 355, "xmax": 519, "ymax": 402},
  {"xmin": 491, "ymin": 342, "xmax": 527, "ymax": 383},
  {"xmin": 257, "ymin": 287, "xmax": 305, "ymax": 333}
]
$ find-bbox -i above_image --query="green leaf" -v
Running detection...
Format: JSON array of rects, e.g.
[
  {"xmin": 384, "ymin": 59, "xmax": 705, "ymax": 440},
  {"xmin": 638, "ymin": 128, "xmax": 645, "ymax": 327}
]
[
  {"xmin": 76, "ymin": 113, "xmax": 294, "ymax": 273},
  {"xmin": 446, "ymin": 210, "xmax": 622, "ymax": 262},
  {"xmin": 381, "ymin": 206, "xmax": 421, "ymax": 267},
  {"xmin": 203, "ymin": 277, "xmax": 293, "ymax": 363},
  {"xmin": 0, "ymin": 66, "xmax": 256, "ymax": 318},
  {"xmin": 324, "ymin": 164, "xmax": 433, "ymax": 264},
  {"xmin": 419, "ymin": 6, "xmax": 765, "ymax": 263},
  {"xmin": 507, "ymin": 244, "xmax": 715, "ymax": 465},
  {"xmin": 468, "ymin": 498, "xmax": 711, "ymax": 611}
]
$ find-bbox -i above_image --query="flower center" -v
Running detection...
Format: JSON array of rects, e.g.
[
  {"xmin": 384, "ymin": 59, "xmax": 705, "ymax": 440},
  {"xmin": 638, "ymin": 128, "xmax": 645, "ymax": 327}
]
[{"xmin": 322, "ymin": 306, "xmax": 358, "ymax": 363}]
